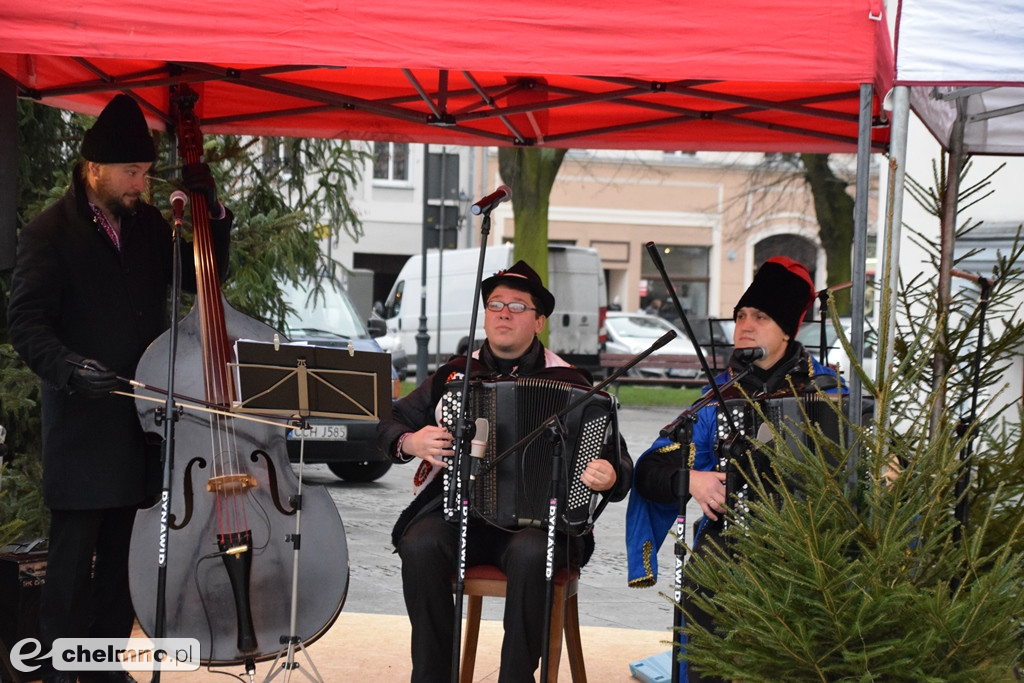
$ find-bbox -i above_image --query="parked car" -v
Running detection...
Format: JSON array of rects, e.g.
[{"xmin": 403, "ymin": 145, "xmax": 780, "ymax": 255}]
[
  {"xmin": 603, "ymin": 312, "xmax": 702, "ymax": 379},
  {"xmin": 280, "ymin": 278, "xmax": 400, "ymax": 482},
  {"xmin": 370, "ymin": 308, "xmax": 408, "ymax": 380},
  {"xmin": 796, "ymin": 316, "xmax": 877, "ymax": 378}
]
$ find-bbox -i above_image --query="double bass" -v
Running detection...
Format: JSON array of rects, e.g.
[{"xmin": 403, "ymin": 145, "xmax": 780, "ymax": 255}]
[{"xmin": 128, "ymin": 85, "xmax": 349, "ymax": 666}]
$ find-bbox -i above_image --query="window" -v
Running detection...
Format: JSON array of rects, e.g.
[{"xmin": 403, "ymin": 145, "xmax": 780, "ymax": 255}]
[
  {"xmin": 384, "ymin": 280, "xmax": 405, "ymax": 319},
  {"xmin": 640, "ymin": 245, "xmax": 710, "ymax": 319},
  {"xmin": 373, "ymin": 142, "xmax": 410, "ymax": 181}
]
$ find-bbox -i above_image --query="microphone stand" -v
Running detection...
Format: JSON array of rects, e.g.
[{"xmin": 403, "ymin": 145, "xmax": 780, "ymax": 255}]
[
  {"xmin": 952, "ymin": 272, "xmax": 992, "ymax": 543},
  {"xmin": 809, "ymin": 282, "xmax": 851, "ymax": 368},
  {"xmin": 644, "ymin": 240, "xmax": 754, "ymax": 683},
  {"xmin": 813, "ymin": 288, "xmax": 830, "ymax": 366},
  {"xmin": 643, "ymin": 242, "xmax": 740, "ymax": 435},
  {"xmin": 150, "ymin": 204, "xmax": 187, "ymax": 683},
  {"xmin": 538, "ymin": 416, "xmax": 566, "ymax": 683},
  {"xmin": 448, "ymin": 203, "xmax": 493, "ymax": 683},
  {"xmin": 657, "ymin": 363, "xmax": 758, "ymax": 683}
]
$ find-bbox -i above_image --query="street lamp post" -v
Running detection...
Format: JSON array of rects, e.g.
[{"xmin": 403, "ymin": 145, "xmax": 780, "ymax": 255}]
[
  {"xmin": 416, "ymin": 144, "xmax": 470, "ymax": 384},
  {"xmin": 435, "ymin": 190, "xmax": 472, "ymax": 368},
  {"xmin": 416, "ymin": 144, "xmax": 432, "ymax": 384}
]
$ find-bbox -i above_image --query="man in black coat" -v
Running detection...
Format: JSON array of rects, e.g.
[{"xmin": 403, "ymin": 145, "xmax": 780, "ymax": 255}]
[
  {"xmin": 378, "ymin": 260, "xmax": 633, "ymax": 682},
  {"xmin": 7, "ymin": 93, "xmax": 231, "ymax": 683}
]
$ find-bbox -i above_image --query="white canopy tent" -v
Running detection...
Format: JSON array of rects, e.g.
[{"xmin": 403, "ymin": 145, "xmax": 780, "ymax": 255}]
[
  {"xmin": 895, "ymin": 0, "xmax": 1024, "ymax": 155},
  {"xmin": 884, "ymin": 0, "xmax": 1024, "ymax": 423}
]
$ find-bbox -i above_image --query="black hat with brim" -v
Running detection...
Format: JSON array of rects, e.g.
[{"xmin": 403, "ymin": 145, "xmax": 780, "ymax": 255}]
[
  {"xmin": 480, "ymin": 260, "xmax": 555, "ymax": 317},
  {"xmin": 80, "ymin": 94, "xmax": 156, "ymax": 164}
]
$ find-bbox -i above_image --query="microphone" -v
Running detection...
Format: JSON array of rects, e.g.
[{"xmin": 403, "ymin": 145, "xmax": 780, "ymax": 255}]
[
  {"xmin": 733, "ymin": 346, "xmax": 768, "ymax": 364},
  {"xmin": 170, "ymin": 190, "xmax": 188, "ymax": 223},
  {"xmin": 469, "ymin": 417, "xmax": 488, "ymax": 482},
  {"xmin": 470, "ymin": 186, "xmax": 512, "ymax": 215},
  {"xmin": 470, "ymin": 418, "xmax": 489, "ymax": 460}
]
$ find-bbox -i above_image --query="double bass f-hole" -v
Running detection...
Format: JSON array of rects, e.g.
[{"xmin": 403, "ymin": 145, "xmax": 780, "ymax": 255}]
[{"xmin": 249, "ymin": 449, "xmax": 298, "ymax": 517}]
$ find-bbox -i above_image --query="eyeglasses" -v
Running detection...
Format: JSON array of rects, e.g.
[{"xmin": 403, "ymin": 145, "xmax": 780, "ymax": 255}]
[{"xmin": 485, "ymin": 300, "xmax": 537, "ymax": 314}]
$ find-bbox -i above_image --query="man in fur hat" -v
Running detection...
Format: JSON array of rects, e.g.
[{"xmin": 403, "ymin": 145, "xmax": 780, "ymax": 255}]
[
  {"xmin": 378, "ymin": 259, "xmax": 633, "ymax": 682},
  {"xmin": 7, "ymin": 93, "xmax": 231, "ymax": 683},
  {"xmin": 625, "ymin": 256, "xmax": 844, "ymax": 683}
]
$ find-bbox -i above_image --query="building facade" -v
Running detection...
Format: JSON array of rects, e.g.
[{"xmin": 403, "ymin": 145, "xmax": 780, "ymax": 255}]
[{"xmin": 336, "ymin": 143, "xmax": 879, "ymax": 324}]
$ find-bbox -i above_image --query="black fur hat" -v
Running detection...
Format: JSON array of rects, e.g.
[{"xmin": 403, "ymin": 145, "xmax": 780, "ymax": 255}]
[
  {"xmin": 80, "ymin": 94, "xmax": 156, "ymax": 163},
  {"xmin": 733, "ymin": 256, "xmax": 815, "ymax": 337}
]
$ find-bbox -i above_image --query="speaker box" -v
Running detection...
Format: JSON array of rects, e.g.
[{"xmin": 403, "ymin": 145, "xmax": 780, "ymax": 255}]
[{"xmin": 0, "ymin": 540, "xmax": 47, "ymax": 683}]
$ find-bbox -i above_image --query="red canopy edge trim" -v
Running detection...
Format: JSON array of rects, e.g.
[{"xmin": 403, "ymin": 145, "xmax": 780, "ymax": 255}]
[{"xmin": 2, "ymin": 56, "xmax": 891, "ymax": 152}]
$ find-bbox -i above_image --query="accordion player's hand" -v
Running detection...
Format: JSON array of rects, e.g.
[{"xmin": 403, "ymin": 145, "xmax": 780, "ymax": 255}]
[
  {"xmin": 581, "ymin": 459, "xmax": 617, "ymax": 492},
  {"xmin": 401, "ymin": 426, "xmax": 455, "ymax": 468},
  {"xmin": 691, "ymin": 469, "xmax": 728, "ymax": 521}
]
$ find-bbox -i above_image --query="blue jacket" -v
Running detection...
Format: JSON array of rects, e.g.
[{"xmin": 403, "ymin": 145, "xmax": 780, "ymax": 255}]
[{"xmin": 626, "ymin": 350, "xmax": 843, "ymax": 587}]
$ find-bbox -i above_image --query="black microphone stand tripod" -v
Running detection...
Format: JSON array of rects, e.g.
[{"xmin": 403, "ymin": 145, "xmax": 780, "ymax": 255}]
[
  {"xmin": 149, "ymin": 191, "xmax": 188, "ymax": 683},
  {"xmin": 447, "ymin": 197, "xmax": 496, "ymax": 683},
  {"xmin": 477, "ymin": 330, "xmax": 665, "ymax": 683},
  {"xmin": 952, "ymin": 271, "xmax": 992, "ymax": 544},
  {"xmin": 656, "ymin": 361, "xmax": 759, "ymax": 683},
  {"xmin": 643, "ymin": 240, "xmax": 756, "ymax": 683}
]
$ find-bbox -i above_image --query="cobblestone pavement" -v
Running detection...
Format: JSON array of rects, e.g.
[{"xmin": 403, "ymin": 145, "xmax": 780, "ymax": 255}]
[{"xmin": 297, "ymin": 403, "xmax": 701, "ymax": 632}]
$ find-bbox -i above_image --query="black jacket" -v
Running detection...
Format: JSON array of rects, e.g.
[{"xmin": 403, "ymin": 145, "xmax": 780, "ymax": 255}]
[{"xmin": 7, "ymin": 167, "xmax": 231, "ymax": 509}]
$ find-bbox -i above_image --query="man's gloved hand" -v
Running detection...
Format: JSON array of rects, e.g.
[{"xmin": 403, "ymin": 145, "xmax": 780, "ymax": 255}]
[
  {"xmin": 182, "ymin": 162, "xmax": 219, "ymax": 212},
  {"xmin": 68, "ymin": 359, "xmax": 120, "ymax": 399}
]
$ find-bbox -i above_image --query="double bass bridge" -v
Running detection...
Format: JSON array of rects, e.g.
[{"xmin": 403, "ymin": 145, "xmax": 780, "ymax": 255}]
[{"xmin": 206, "ymin": 473, "xmax": 258, "ymax": 494}]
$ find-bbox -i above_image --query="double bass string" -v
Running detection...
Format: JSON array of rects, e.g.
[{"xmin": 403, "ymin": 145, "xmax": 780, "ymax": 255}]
[{"xmin": 182, "ymin": 135, "xmax": 254, "ymax": 552}]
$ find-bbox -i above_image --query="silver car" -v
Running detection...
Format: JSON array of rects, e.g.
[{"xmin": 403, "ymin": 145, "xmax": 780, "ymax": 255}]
[{"xmin": 603, "ymin": 312, "xmax": 703, "ymax": 379}]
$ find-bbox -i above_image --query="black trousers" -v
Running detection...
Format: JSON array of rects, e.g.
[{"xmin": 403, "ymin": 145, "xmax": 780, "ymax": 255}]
[
  {"xmin": 38, "ymin": 507, "xmax": 138, "ymax": 675},
  {"xmin": 397, "ymin": 511, "xmax": 579, "ymax": 683}
]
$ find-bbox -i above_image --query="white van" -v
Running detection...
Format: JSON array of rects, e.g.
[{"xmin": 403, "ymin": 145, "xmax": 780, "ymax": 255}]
[{"xmin": 380, "ymin": 245, "xmax": 607, "ymax": 373}]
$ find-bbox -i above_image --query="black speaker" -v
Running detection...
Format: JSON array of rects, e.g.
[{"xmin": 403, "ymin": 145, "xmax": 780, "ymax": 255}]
[{"xmin": 0, "ymin": 541, "xmax": 47, "ymax": 683}]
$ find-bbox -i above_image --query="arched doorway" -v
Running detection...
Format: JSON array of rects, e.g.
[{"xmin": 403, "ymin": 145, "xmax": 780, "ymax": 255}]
[{"xmin": 753, "ymin": 234, "xmax": 818, "ymax": 282}]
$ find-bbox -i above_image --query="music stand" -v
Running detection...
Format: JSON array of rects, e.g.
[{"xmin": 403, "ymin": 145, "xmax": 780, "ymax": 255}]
[{"xmin": 231, "ymin": 339, "xmax": 392, "ymax": 682}]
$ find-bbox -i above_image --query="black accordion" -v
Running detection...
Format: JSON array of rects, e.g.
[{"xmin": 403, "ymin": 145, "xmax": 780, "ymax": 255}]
[
  {"xmin": 439, "ymin": 377, "xmax": 617, "ymax": 536},
  {"xmin": 715, "ymin": 394, "xmax": 848, "ymax": 535}
]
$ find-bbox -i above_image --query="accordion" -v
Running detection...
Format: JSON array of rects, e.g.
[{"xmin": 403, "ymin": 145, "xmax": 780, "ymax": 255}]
[
  {"xmin": 715, "ymin": 394, "xmax": 848, "ymax": 536},
  {"xmin": 439, "ymin": 377, "xmax": 617, "ymax": 536}
]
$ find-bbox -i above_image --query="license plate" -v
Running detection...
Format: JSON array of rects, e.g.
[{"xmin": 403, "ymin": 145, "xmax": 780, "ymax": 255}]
[{"xmin": 288, "ymin": 424, "xmax": 348, "ymax": 441}]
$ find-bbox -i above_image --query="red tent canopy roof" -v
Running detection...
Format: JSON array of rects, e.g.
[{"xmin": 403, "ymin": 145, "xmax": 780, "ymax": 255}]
[{"xmin": 1, "ymin": 0, "xmax": 893, "ymax": 151}]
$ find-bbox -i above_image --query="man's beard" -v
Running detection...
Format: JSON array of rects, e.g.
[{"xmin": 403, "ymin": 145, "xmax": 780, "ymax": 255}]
[{"xmin": 103, "ymin": 193, "xmax": 139, "ymax": 219}]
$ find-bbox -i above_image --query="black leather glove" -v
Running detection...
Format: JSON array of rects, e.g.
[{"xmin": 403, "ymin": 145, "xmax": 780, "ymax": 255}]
[
  {"xmin": 68, "ymin": 359, "xmax": 120, "ymax": 399},
  {"xmin": 182, "ymin": 162, "xmax": 219, "ymax": 212}
]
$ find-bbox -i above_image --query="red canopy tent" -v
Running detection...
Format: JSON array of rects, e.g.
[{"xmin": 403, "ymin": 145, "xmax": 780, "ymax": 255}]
[
  {"xmin": 0, "ymin": 0, "xmax": 893, "ymax": 152},
  {"xmin": 0, "ymin": 4, "xmax": 894, "ymax": 675}
]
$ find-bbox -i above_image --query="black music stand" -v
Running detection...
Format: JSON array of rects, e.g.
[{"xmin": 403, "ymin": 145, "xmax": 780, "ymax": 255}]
[
  {"xmin": 231, "ymin": 340, "xmax": 392, "ymax": 683},
  {"xmin": 233, "ymin": 340, "xmax": 392, "ymax": 423}
]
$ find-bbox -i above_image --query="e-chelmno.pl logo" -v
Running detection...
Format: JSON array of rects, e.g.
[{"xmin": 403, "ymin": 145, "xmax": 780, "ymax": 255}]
[{"xmin": 9, "ymin": 638, "xmax": 200, "ymax": 673}]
